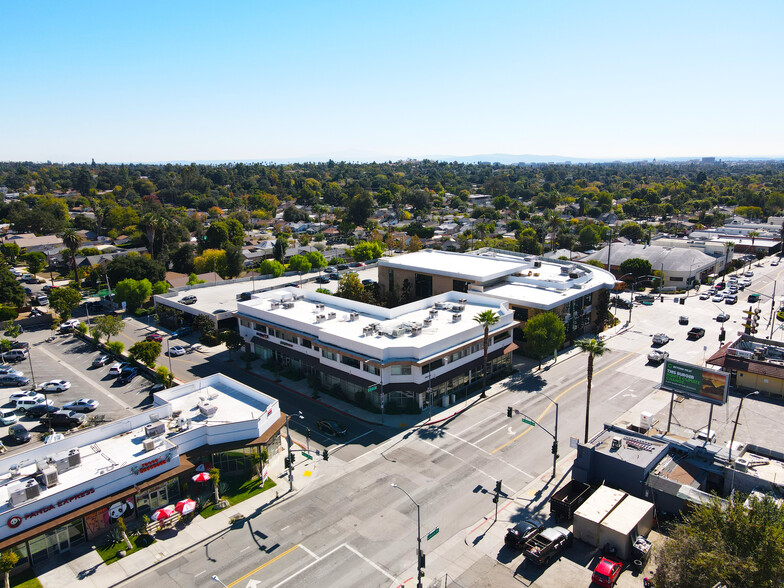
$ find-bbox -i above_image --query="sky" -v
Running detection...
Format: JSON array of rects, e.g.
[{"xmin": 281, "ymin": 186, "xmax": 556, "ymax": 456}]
[{"xmin": 2, "ymin": 1, "xmax": 783, "ymax": 163}]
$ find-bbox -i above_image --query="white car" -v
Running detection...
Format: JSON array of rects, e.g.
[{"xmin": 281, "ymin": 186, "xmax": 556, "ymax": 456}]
[
  {"xmin": 652, "ymin": 333, "xmax": 670, "ymax": 345},
  {"xmin": 60, "ymin": 318, "xmax": 80, "ymax": 330},
  {"xmin": 745, "ymin": 271, "xmax": 754, "ymax": 277},
  {"xmin": 0, "ymin": 366, "xmax": 22, "ymax": 377},
  {"xmin": 740, "ymin": 278, "xmax": 752, "ymax": 287},
  {"xmin": 38, "ymin": 380, "xmax": 71, "ymax": 393},
  {"xmin": 9, "ymin": 390, "xmax": 39, "ymax": 403},
  {"xmin": 109, "ymin": 362, "xmax": 129, "ymax": 376},
  {"xmin": 711, "ymin": 294, "xmax": 724, "ymax": 302},
  {"xmin": 63, "ymin": 398, "xmax": 99, "ymax": 412},
  {"xmin": 699, "ymin": 292, "xmax": 710, "ymax": 300},
  {"xmin": 168, "ymin": 345, "xmax": 186, "ymax": 357},
  {"xmin": 772, "ymin": 259, "xmax": 780, "ymax": 267}
]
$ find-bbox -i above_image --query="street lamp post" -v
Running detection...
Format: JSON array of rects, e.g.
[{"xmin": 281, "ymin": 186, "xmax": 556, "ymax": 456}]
[
  {"xmin": 166, "ymin": 338, "xmax": 173, "ymax": 374},
  {"xmin": 391, "ymin": 483, "xmax": 423, "ymax": 588},
  {"xmin": 285, "ymin": 411, "xmax": 304, "ymax": 492},
  {"xmin": 729, "ymin": 390, "xmax": 759, "ymax": 463},
  {"xmin": 211, "ymin": 575, "xmax": 228, "ymax": 588},
  {"xmin": 535, "ymin": 391, "xmax": 559, "ymax": 479}
]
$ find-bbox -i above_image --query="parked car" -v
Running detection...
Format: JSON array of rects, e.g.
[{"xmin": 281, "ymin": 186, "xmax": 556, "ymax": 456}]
[
  {"xmin": 37, "ymin": 380, "xmax": 71, "ymax": 393},
  {"xmin": 25, "ymin": 403, "xmax": 60, "ymax": 418},
  {"xmin": 699, "ymin": 292, "xmax": 710, "ymax": 300},
  {"xmin": 145, "ymin": 332, "xmax": 163, "ymax": 342},
  {"xmin": 118, "ymin": 367, "xmax": 139, "ymax": 384},
  {"xmin": 772, "ymin": 259, "xmax": 780, "ymax": 267},
  {"xmin": 504, "ymin": 519, "xmax": 544, "ymax": 550},
  {"xmin": 63, "ymin": 398, "xmax": 99, "ymax": 413},
  {"xmin": 60, "ymin": 318, "xmax": 80, "ymax": 330},
  {"xmin": 40, "ymin": 410, "xmax": 85, "ymax": 429},
  {"xmin": 724, "ymin": 295, "xmax": 738, "ymax": 305},
  {"xmin": 0, "ymin": 408, "xmax": 18, "ymax": 426},
  {"xmin": 168, "ymin": 345, "xmax": 186, "ymax": 357},
  {"xmin": 15, "ymin": 396, "xmax": 51, "ymax": 412},
  {"xmin": 317, "ymin": 420, "xmax": 347, "ymax": 436},
  {"xmin": 35, "ymin": 294, "xmax": 49, "ymax": 306},
  {"xmin": 716, "ymin": 312, "xmax": 730, "ymax": 322},
  {"xmin": 647, "ymin": 349, "xmax": 669, "ymax": 364},
  {"xmin": 523, "ymin": 526, "xmax": 573, "ymax": 566},
  {"xmin": 678, "ymin": 316, "xmax": 689, "ymax": 325},
  {"xmin": 181, "ymin": 295, "xmax": 197, "ymax": 305},
  {"xmin": 0, "ymin": 374, "xmax": 30, "ymax": 387},
  {"xmin": 0, "ymin": 366, "xmax": 22, "ymax": 376},
  {"xmin": 92, "ymin": 354, "xmax": 112, "ymax": 367},
  {"xmin": 336, "ymin": 264, "xmax": 349, "ymax": 271},
  {"xmin": 10, "ymin": 341, "xmax": 29, "ymax": 350},
  {"xmin": 8, "ymin": 424, "xmax": 31, "ymax": 444},
  {"xmin": 361, "ymin": 279, "xmax": 376, "ymax": 287},
  {"xmin": 315, "ymin": 276, "xmax": 331, "ymax": 284},
  {"xmin": 652, "ymin": 333, "xmax": 670, "ymax": 345},
  {"xmin": 592, "ymin": 557, "xmax": 623, "ymax": 587},
  {"xmin": 3, "ymin": 349, "xmax": 28, "ymax": 362},
  {"xmin": 748, "ymin": 293, "xmax": 761, "ymax": 302},
  {"xmin": 324, "ymin": 266, "xmax": 337, "ymax": 273},
  {"xmin": 9, "ymin": 390, "xmax": 38, "ymax": 403},
  {"xmin": 687, "ymin": 327, "xmax": 706, "ymax": 339},
  {"xmin": 327, "ymin": 272, "xmax": 340, "ymax": 280},
  {"xmin": 171, "ymin": 326, "xmax": 192, "ymax": 338},
  {"xmin": 109, "ymin": 362, "xmax": 129, "ymax": 376}
]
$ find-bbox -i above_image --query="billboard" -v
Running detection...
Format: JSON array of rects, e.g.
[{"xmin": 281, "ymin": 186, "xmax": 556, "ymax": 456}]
[{"xmin": 661, "ymin": 359, "xmax": 729, "ymax": 405}]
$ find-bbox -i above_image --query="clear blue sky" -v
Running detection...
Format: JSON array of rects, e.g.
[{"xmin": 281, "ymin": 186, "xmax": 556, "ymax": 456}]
[{"xmin": 2, "ymin": 1, "xmax": 782, "ymax": 163}]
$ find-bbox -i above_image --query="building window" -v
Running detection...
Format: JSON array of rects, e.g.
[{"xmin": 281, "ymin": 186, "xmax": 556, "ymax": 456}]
[
  {"xmin": 254, "ymin": 324, "xmax": 267, "ymax": 334},
  {"xmin": 422, "ymin": 358, "xmax": 444, "ymax": 374},
  {"xmin": 513, "ymin": 307, "xmax": 528, "ymax": 322},
  {"xmin": 671, "ymin": 276, "xmax": 683, "ymax": 282},
  {"xmin": 493, "ymin": 331, "xmax": 511, "ymax": 344},
  {"xmin": 363, "ymin": 363, "xmax": 381, "ymax": 375},
  {"xmin": 414, "ymin": 273, "xmax": 433, "ymax": 299},
  {"xmin": 453, "ymin": 279, "xmax": 469, "ymax": 293},
  {"xmin": 388, "ymin": 269, "xmax": 394, "ymax": 286},
  {"xmin": 341, "ymin": 355, "xmax": 361, "ymax": 369},
  {"xmin": 301, "ymin": 338, "xmax": 312, "ymax": 349},
  {"xmin": 390, "ymin": 365, "xmax": 412, "ymax": 376},
  {"xmin": 322, "ymin": 349, "xmax": 338, "ymax": 361}
]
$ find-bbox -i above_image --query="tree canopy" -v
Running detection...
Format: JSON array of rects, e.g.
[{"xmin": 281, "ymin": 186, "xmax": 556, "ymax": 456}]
[
  {"xmin": 522, "ymin": 312, "xmax": 565, "ymax": 366},
  {"xmin": 619, "ymin": 257, "xmax": 653, "ymax": 280}
]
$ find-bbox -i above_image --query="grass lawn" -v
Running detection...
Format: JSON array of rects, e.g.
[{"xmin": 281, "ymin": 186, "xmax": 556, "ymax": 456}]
[
  {"xmin": 200, "ymin": 476, "xmax": 276, "ymax": 519},
  {"xmin": 10, "ymin": 569, "xmax": 42, "ymax": 588},
  {"xmin": 95, "ymin": 534, "xmax": 156, "ymax": 564}
]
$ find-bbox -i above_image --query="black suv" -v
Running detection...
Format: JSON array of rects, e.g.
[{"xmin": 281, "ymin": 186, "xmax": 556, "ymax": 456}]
[
  {"xmin": 687, "ymin": 327, "xmax": 706, "ymax": 340},
  {"xmin": 317, "ymin": 420, "xmax": 347, "ymax": 436},
  {"xmin": 26, "ymin": 404, "xmax": 59, "ymax": 418},
  {"xmin": 118, "ymin": 367, "xmax": 139, "ymax": 384},
  {"xmin": 40, "ymin": 410, "xmax": 85, "ymax": 429},
  {"xmin": 505, "ymin": 520, "xmax": 544, "ymax": 550},
  {"xmin": 9, "ymin": 424, "xmax": 31, "ymax": 444}
]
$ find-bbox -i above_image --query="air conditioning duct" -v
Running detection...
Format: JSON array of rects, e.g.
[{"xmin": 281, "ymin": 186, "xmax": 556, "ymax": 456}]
[
  {"xmin": 145, "ymin": 422, "xmax": 166, "ymax": 438},
  {"xmin": 8, "ymin": 481, "xmax": 27, "ymax": 506},
  {"xmin": 39, "ymin": 467, "xmax": 58, "ymax": 489},
  {"xmin": 199, "ymin": 402, "xmax": 218, "ymax": 417},
  {"xmin": 68, "ymin": 448, "xmax": 81, "ymax": 467}
]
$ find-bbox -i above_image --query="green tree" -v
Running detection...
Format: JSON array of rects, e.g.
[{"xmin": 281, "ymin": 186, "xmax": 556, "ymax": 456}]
[
  {"xmin": 0, "ymin": 266, "xmax": 26, "ymax": 307},
  {"xmin": 106, "ymin": 253, "xmax": 165, "ymax": 284},
  {"xmin": 618, "ymin": 222, "xmax": 643, "ymax": 242},
  {"xmin": 92, "ymin": 314, "xmax": 125, "ymax": 342},
  {"xmin": 654, "ymin": 494, "xmax": 784, "ymax": 588},
  {"xmin": 209, "ymin": 467, "xmax": 221, "ymax": 504},
  {"xmin": 0, "ymin": 550, "xmax": 19, "ymax": 588},
  {"xmin": 155, "ymin": 365, "xmax": 174, "ymax": 388},
  {"xmin": 193, "ymin": 249, "xmax": 227, "ymax": 277},
  {"xmin": 220, "ymin": 329, "xmax": 244, "ymax": 361},
  {"xmin": 259, "ymin": 259, "xmax": 285, "ymax": 278},
  {"xmin": 473, "ymin": 310, "xmax": 500, "ymax": 398},
  {"xmin": 352, "ymin": 241, "xmax": 385, "ymax": 261},
  {"xmin": 273, "ymin": 235, "xmax": 289, "ymax": 263},
  {"xmin": 48, "ymin": 286, "xmax": 82, "ymax": 320},
  {"xmin": 115, "ymin": 515, "xmax": 133, "ymax": 551},
  {"xmin": 335, "ymin": 272, "xmax": 368, "ymax": 302},
  {"xmin": 0, "ymin": 243, "xmax": 20, "ymax": 265},
  {"xmin": 187, "ymin": 273, "xmax": 206, "ymax": 285},
  {"xmin": 619, "ymin": 258, "xmax": 653, "ymax": 281},
  {"xmin": 522, "ymin": 312, "xmax": 565, "ymax": 369},
  {"xmin": 305, "ymin": 250, "xmax": 327, "ymax": 270},
  {"xmin": 129, "ymin": 340, "xmax": 161, "ymax": 368},
  {"xmin": 578, "ymin": 225, "xmax": 599, "ymax": 249},
  {"xmin": 594, "ymin": 289, "xmax": 612, "ymax": 332},
  {"xmin": 585, "ymin": 259, "xmax": 605, "ymax": 269},
  {"xmin": 59, "ymin": 227, "xmax": 84, "ymax": 283},
  {"xmin": 192, "ymin": 314, "xmax": 215, "ymax": 334},
  {"xmin": 518, "ymin": 228, "xmax": 541, "ymax": 254},
  {"xmin": 287, "ymin": 255, "xmax": 311, "ymax": 285},
  {"xmin": 575, "ymin": 337, "xmax": 610, "ymax": 442},
  {"xmin": 106, "ymin": 341, "xmax": 124, "ymax": 356},
  {"xmin": 224, "ymin": 244, "xmax": 245, "ymax": 278},
  {"xmin": 152, "ymin": 280, "xmax": 170, "ymax": 295},
  {"xmin": 23, "ymin": 251, "xmax": 46, "ymax": 275},
  {"xmin": 114, "ymin": 278, "xmax": 153, "ymax": 311}
]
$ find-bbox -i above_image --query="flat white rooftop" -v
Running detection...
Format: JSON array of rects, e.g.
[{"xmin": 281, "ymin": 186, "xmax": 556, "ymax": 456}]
[{"xmin": 379, "ymin": 250, "xmax": 527, "ymax": 283}]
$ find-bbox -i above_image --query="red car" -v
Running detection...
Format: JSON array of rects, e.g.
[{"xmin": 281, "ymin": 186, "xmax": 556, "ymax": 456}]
[
  {"xmin": 145, "ymin": 333, "xmax": 163, "ymax": 343},
  {"xmin": 592, "ymin": 557, "xmax": 622, "ymax": 587}
]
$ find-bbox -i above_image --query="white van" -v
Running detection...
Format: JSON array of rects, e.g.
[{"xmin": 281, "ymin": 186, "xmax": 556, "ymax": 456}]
[
  {"xmin": 4, "ymin": 349, "xmax": 28, "ymax": 362},
  {"xmin": 15, "ymin": 395, "xmax": 47, "ymax": 412},
  {"xmin": 0, "ymin": 409, "xmax": 18, "ymax": 425}
]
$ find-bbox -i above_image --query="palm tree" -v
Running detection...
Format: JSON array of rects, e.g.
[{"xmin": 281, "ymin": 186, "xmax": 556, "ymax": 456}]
[
  {"xmin": 575, "ymin": 337, "xmax": 611, "ymax": 443},
  {"xmin": 473, "ymin": 310, "xmax": 500, "ymax": 398},
  {"xmin": 58, "ymin": 227, "xmax": 84, "ymax": 284},
  {"xmin": 722, "ymin": 241, "xmax": 735, "ymax": 283}
]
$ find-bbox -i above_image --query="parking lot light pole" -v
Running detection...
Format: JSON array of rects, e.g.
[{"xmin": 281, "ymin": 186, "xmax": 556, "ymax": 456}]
[
  {"xmin": 391, "ymin": 483, "xmax": 423, "ymax": 588},
  {"xmin": 285, "ymin": 411, "xmax": 304, "ymax": 492},
  {"xmin": 729, "ymin": 390, "xmax": 759, "ymax": 463}
]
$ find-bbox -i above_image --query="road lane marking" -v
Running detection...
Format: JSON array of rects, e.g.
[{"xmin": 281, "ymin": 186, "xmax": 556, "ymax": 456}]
[
  {"xmin": 226, "ymin": 544, "xmax": 300, "ymax": 588},
  {"xmin": 455, "ymin": 412, "xmax": 499, "ymax": 435},
  {"xmin": 421, "ymin": 439, "xmax": 532, "ymax": 481},
  {"xmin": 491, "ymin": 345, "xmax": 647, "ymax": 454},
  {"xmin": 342, "ymin": 544, "xmax": 397, "ymax": 581},
  {"xmin": 475, "ymin": 422, "xmax": 514, "ymax": 444},
  {"xmin": 298, "ymin": 544, "xmax": 319, "ymax": 560}
]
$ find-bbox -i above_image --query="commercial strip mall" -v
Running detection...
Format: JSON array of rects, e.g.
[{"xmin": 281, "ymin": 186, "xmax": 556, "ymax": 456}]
[{"xmin": 0, "ymin": 374, "xmax": 284, "ymax": 572}]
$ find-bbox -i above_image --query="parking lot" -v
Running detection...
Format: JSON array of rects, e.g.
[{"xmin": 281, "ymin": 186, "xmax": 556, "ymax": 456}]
[{"xmin": 0, "ymin": 329, "xmax": 156, "ymax": 455}]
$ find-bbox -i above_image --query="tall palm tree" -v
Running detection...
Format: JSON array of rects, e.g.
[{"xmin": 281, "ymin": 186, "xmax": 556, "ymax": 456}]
[
  {"xmin": 58, "ymin": 227, "xmax": 84, "ymax": 284},
  {"xmin": 473, "ymin": 310, "xmax": 500, "ymax": 399},
  {"xmin": 575, "ymin": 337, "xmax": 611, "ymax": 443},
  {"xmin": 722, "ymin": 241, "xmax": 735, "ymax": 283}
]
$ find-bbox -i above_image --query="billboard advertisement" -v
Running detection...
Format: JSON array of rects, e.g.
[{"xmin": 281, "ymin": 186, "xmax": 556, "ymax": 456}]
[{"xmin": 661, "ymin": 359, "xmax": 729, "ymax": 405}]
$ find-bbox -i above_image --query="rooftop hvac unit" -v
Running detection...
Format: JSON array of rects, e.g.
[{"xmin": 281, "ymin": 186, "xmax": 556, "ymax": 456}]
[
  {"xmin": 640, "ymin": 412, "xmax": 654, "ymax": 431},
  {"xmin": 177, "ymin": 417, "xmax": 191, "ymax": 430},
  {"xmin": 349, "ymin": 312, "xmax": 359, "ymax": 321},
  {"xmin": 39, "ymin": 467, "xmax": 58, "ymax": 489},
  {"xmin": 315, "ymin": 314, "xmax": 325, "ymax": 323},
  {"xmin": 560, "ymin": 265, "xmax": 570, "ymax": 274},
  {"xmin": 54, "ymin": 455, "xmax": 70, "ymax": 474},
  {"xmin": 452, "ymin": 304, "xmax": 465, "ymax": 312},
  {"xmin": 423, "ymin": 318, "xmax": 432, "ymax": 327},
  {"xmin": 734, "ymin": 457, "xmax": 749, "ymax": 472},
  {"xmin": 452, "ymin": 314, "xmax": 462, "ymax": 322},
  {"xmin": 207, "ymin": 390, "xmax": 219, "ymax": 400},
  {"xmin": 534, "ymin": 260, "xmax": 542, "ymax": 268},
  {"xmin": 9, "ymin": 464, "xmax": 20, "ymax": 478},
  {"xmin": 411, "ymin": 327, "xmax": 422, "ymax": 336},
  {"xmin": 294, "ymin": 294, "xmax": 305, "ymax": 301},
  {"xmin": 25, "ymin": 479, "xmax": 40, "ymax": 499},
  {"xmin": 362, "ymin": 326, "xmax": 374, "ymax": 336},
  {"xmin": 68, "ymin": 448, "xmax": 81, "ymax": 467},
  {"xmin": 429, "ymin": 309, "xmax": 438, "ymax": 318},
  {"xmin": 270, "ymin": 301, "xmax": 280, "ymax": 309},
  {"xmin": 316, "ymin": 304, "xmax": 325, "ymax": 311},
  {"xmin": 143, "ymin": 438, "xmax": 156, "ymax": 451},
  {"xmin": 434, "ymin": 302, "xmax": 447, "ymax": 310},
  {"xmin": 458, "ymin": 298, "xmax": 467, "ymax": 304},
  {"xmin": 283, "ymin": 302, "xmax": 294, "ymax": 309},
  {"xmin": 199, "ymin": 402, "xmax": 218, "ymax": 417},
  {"xmin": 145, "ymin": 422, "xmax": 166, "ymax": 438},
  {"xmin": 327, "ymin": 312, "xmax": 336, "ymax": 320},
  {"xmin": 8, "ymin": 482, "xmax": 27, "ymax": 507}
]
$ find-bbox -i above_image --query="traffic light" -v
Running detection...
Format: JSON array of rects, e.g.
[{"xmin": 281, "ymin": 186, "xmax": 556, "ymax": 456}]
[
  {"xmin": 418, "ymin": 551, "xmax": 426, "ymax": 572},
  {"xmin": 290, "ymin": 453, "xmax": 296, "ymax": 465},
  {"xmin": 507, "ymin": 407, "xmax": 513, "ymax": 418},
  {"xmin": 306, "ymin": 428, "xmax": 311, "ymax": 440},
  {"xmin": 495, "ymin": 480, "xmax": 502, "ymax": 494},
  {"xmin": 552, "ymin": 441, "xmax": 558, "ymax": 455},
  {"xmin": 323, "ymin": 448, "xmax": 329, "ymax": 461},
  {"xmin": 284, "ymin": 457, "xmax": 290, "ymax": 469},
  {"xmin": 493, "ymin": 495, "xmax": 499, "ymax": 503},
  {"xmin": 719, "ymin": 328, "xmax": 726, "ymax": 342}
]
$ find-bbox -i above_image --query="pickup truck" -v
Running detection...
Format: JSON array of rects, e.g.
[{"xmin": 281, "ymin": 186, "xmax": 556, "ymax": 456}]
[
  {"xmin": 687, "ymin": 327, "xmax": 705, "ymax": 340},
  {"xmin": 549, "ymin": 479, "xmax": 593, "ymax": 522},
  {"xmin": 523, "ymin": 526, "xmax": 573, "ymax": 566},
  {"xmin": 40, "ymin": 410, "xmax": 85, "ymax": 429}
]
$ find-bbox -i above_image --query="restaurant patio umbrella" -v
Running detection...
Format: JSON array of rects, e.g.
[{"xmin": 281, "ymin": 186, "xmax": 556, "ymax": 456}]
[
  {"xmin": 175, "ymin": 499, "xmax": 197, "ymax": 515},
  {"xmin": 192, "ymin": 472, "xmax": 211, "ymax": 483},
  {"xmin": 151, "ymin": 507, "xmax": 175, "ymax": 521}
]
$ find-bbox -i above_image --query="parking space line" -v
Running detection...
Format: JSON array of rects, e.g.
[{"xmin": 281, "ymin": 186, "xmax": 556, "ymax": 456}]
[{"xmin": 36, "ymin": 345, "xmax": 132, "ymax": 410}]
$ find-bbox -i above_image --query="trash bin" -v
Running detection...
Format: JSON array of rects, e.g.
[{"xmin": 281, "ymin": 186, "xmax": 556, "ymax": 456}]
[{"xmin": 680, "ymin": 298, "xmax": 685, "ymax": 305}]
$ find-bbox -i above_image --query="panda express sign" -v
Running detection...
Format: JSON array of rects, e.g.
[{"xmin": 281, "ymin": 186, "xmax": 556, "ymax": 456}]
[{"xmin": 7, "ymin": 487, "xmax": 95, "ymax": 528}]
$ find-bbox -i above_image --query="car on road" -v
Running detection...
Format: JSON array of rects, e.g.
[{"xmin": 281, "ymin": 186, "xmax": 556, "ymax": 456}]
[
  {"xmin": 724, "ymin": 295, "xmax": 738, "ymax": 305},
  {"xmin": 687, "ymin": 327, "xmax": 706, "ymax": 339},
  {"xmin": 740, "ymin": 278, "xmax": 752, "ymax": 287},
  {"xmin": 25, "ymin": 403, "xmax": 60, "ymax": 418},
  {"xmin": 317, "ymin": 420, "xmax": 347, "ymax": 436},
  {"xmin": 647, "ymin": 349, "xmax": 670, "ymax": 364},
  {"xmin": 747, "ymin": 293, "xmax": 761, "ymax": 302},
  {"xmin": 118, "ymin": 367, "xmax": 139, "ymax": 385},
  {"xmin": 63, "ymin": 398, "xmax": 99, "ymax": 413},
  {"xmin": 772, "ymin": 259, "xmax": 780, "ymax": 267},
  {"xmin": 745, "ymin": 271, "xmax": 754, "ymax": 277},
  {"xmin": 592, "ymin": 557, "xmax": 623, "ymax": 587},
  {"xmin": 352, "ymin": 262, "xmax": 366, "ymax": 268},
  {"xmin": 336, "ymin": 264, "xmax": 349, "ymax": 271},
  {"xmin": 711, "ymin": 294, "xmax": 724, "ymax": 302},
  {"xmin": 181, "ymin": 295, "xmax": 197, "ymax": 305},
  {"xmin": 8, "ymin": 424, "xmax": 31, "ymax": 444},
  {"xmin": 40, "ymin": 410, "xmax": 85, "ymax": 429},
  {"xmin": 145, "ymin": 332, "xmax": 163, "ymax": 342},
  {"xmin": 716, "ymin": 312, "xmax": 730, "ymax": 322},
  {"xmin": 37, "ymin": 380, "xmax": 71, "ymax": 393},
  {"xmin": 171, "ymin": 326, "xmax": 192, "ymax": 338},
  {"xmin": 238, "ymin": 291, "xmax": 253, "ymax": 301},
  {"xmin": 504, "ymin": 519, "xmax": 544, "ymax": 550},
  {"xmin": 315, "ymin": 276, "xmax": 331, "ymax": 284},
  {"xmin": 92, "ymin": 354, "xmax": 112, "ymax": 367},
  {"xmin": 168, "ymin": 345, "xmax": 186, "ymax": 357},
  {"xmin": 679, "ymin": 316, "xmax": 689, "ymax": 325},
  {"xmin": 715, "ymin": 282, "xmax": 725, "ymax": 290},
  {"xmin": 0, "ymin": 374, "xmax": 30, "ymax": 387},
  {"xmin": 699, "ymin": 292, "xmax": 710, "ymax": 300},
  {"xmin": 60, "ymin": 318, "xmax": 80, "ymax": 330},
  {"xmin": 109, "ymin": 362, "xmax": 129, "ymax": 376},
  {"xmin": 652, "ymin": 333, "xmax": 670, "ymax": 345}
]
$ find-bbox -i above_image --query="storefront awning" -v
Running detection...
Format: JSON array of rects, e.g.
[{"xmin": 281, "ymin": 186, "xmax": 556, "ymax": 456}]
[{"xmin": 503, "ymin": 343, "xmax": 519, "ymax": 354}]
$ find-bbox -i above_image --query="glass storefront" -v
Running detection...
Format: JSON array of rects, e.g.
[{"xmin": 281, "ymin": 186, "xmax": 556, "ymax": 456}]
[
  {"xmin": 135, "ymin": 479, "xmax": 180, "ymax": 516},
  {"xmin": 212, "ymin": 447, "xmax": 258, "ymax": 475},
  {"xmin": 27, "ymin": 519, "xmax": 85, "ymax": 565}
]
